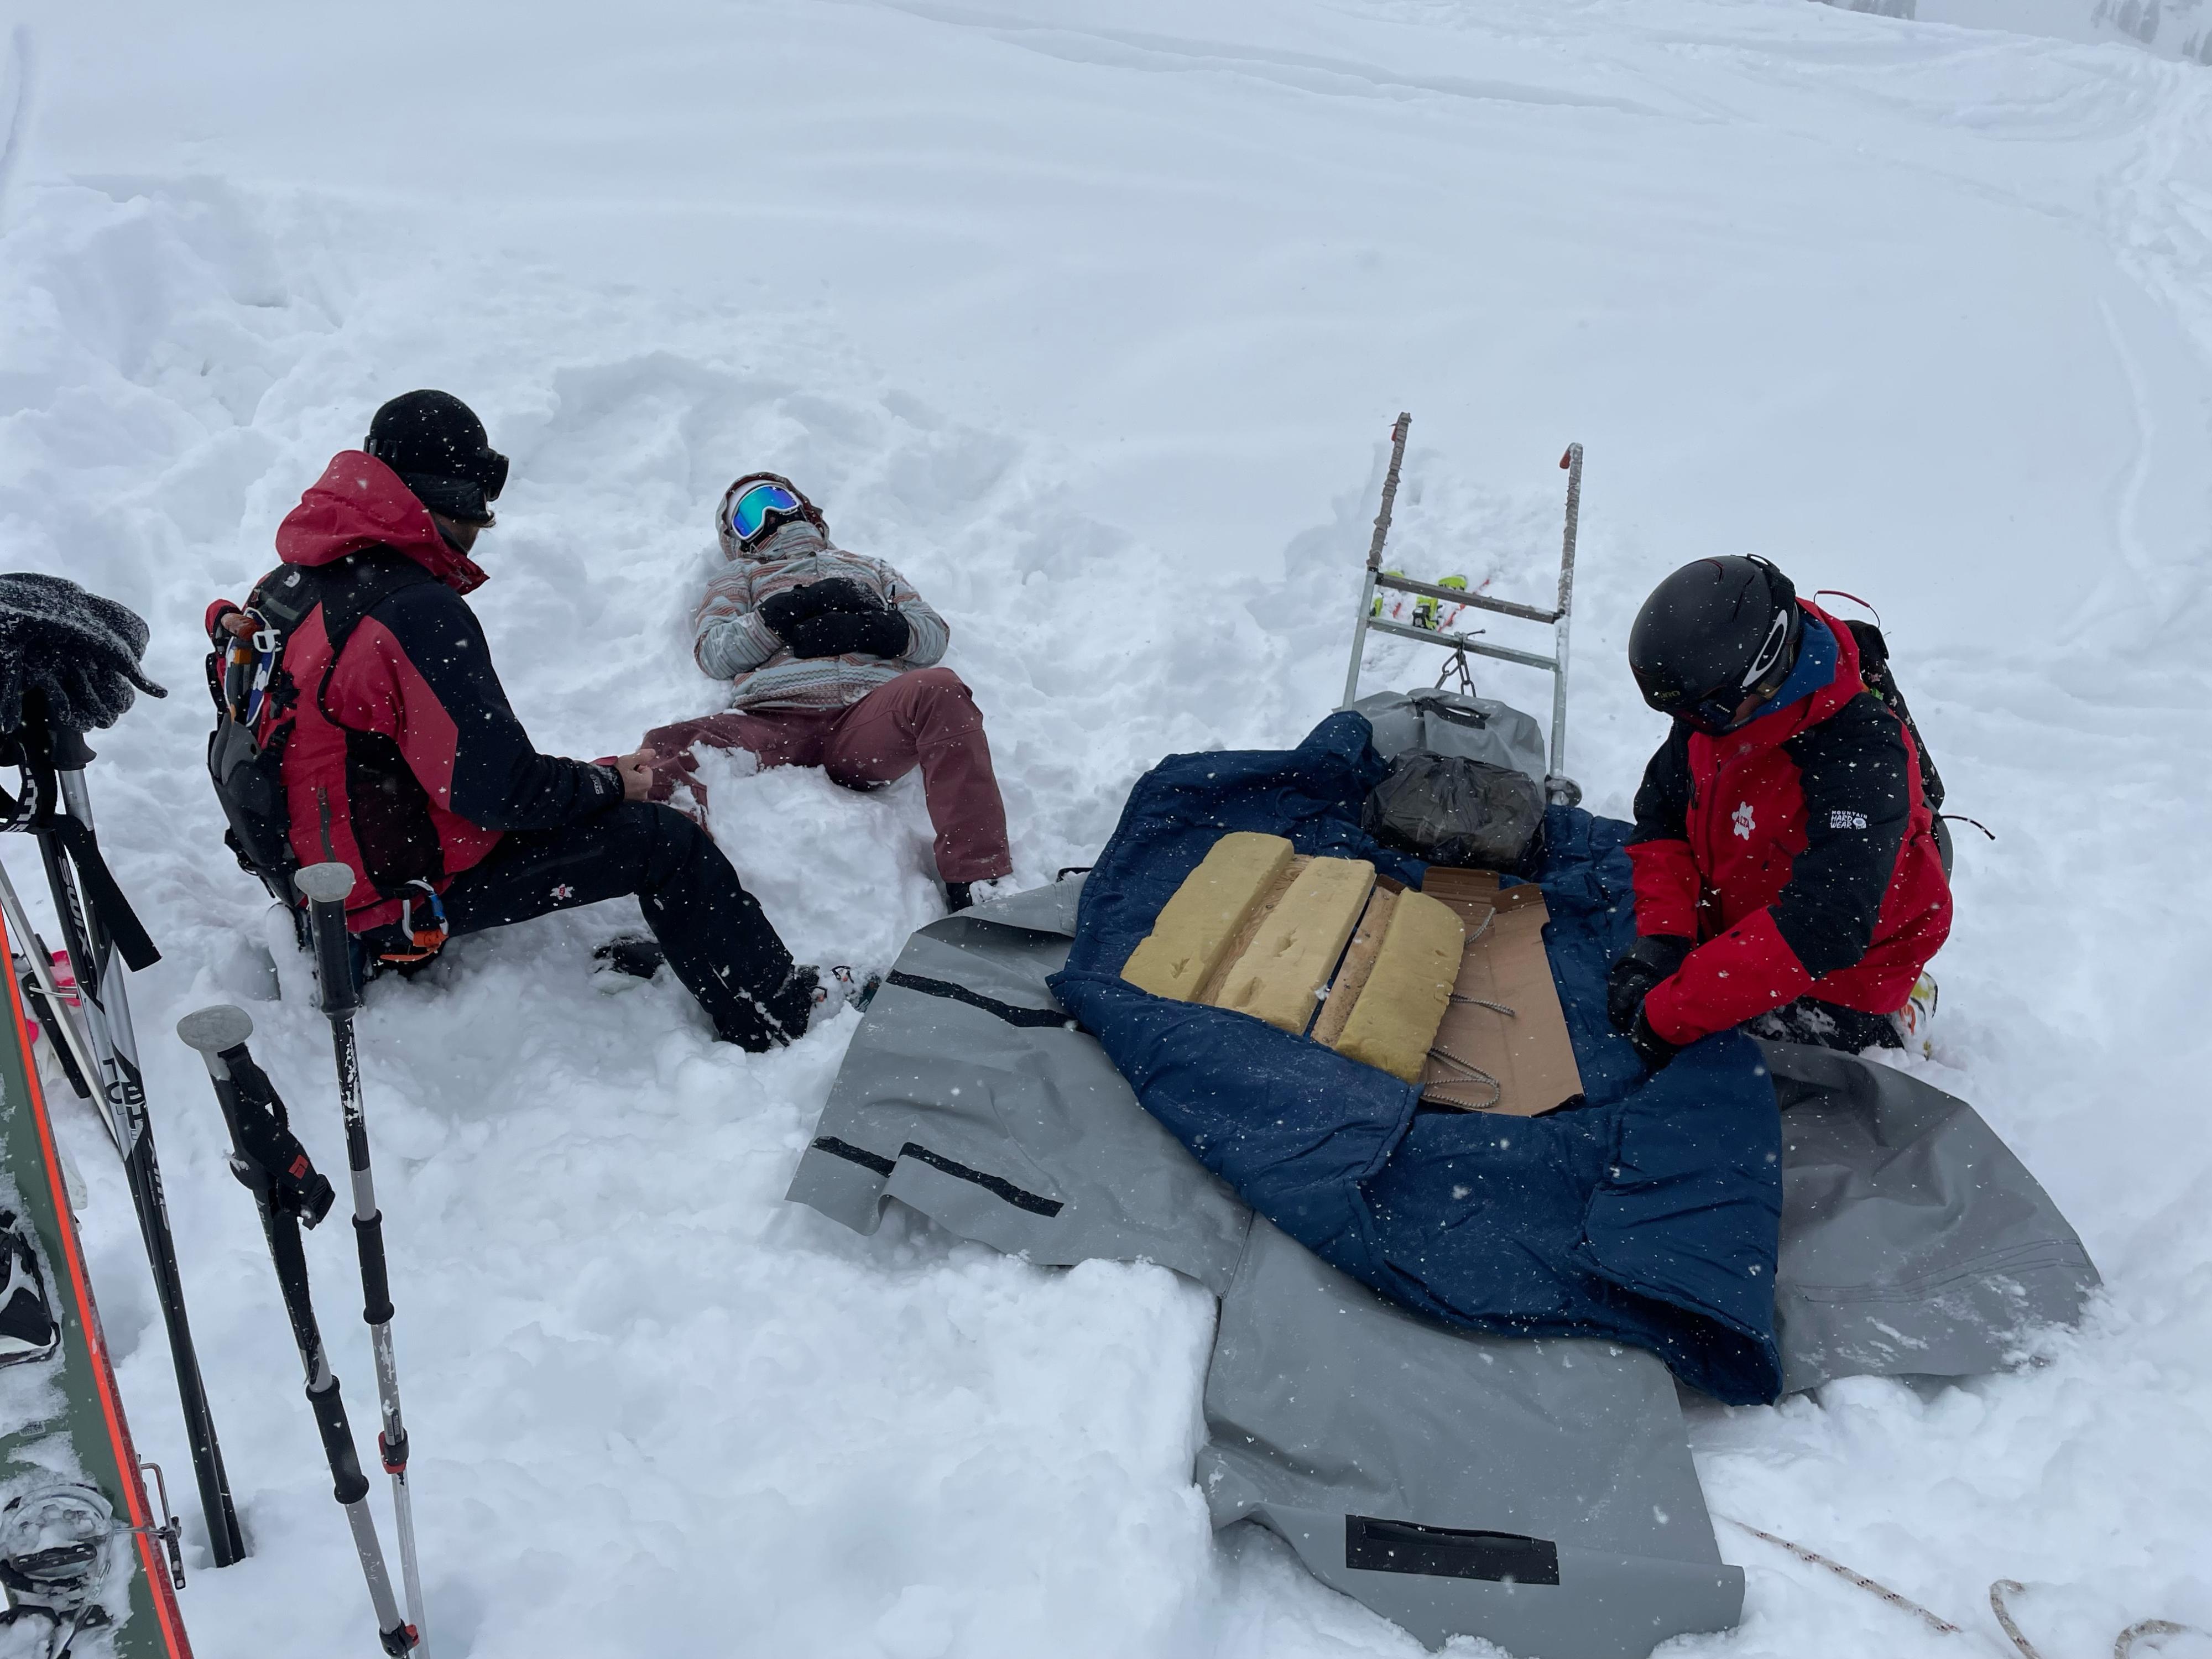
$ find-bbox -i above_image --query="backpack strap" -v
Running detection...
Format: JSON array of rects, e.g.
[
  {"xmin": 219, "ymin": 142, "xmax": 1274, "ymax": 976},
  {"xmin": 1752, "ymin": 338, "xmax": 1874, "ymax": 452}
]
[
  {"xmin": 1843, "ymin": 619, "xmax": 1945, "ymax": 812},
  {"xmin": 236, "ymin": 552, "xmax": 436, "ymax": 733}
]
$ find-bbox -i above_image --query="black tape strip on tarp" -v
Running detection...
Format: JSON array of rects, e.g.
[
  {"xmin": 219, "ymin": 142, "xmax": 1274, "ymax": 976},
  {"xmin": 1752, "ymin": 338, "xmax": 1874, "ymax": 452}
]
[
  {"xmin": 1345, "ymin": 1516, "xmax": 1562, "ymax": 1585},
  {"xmin": 808, "ymin": 1135, "xmax": 1065, "ymax": 1219},
  {"xmin": 885, "ymin": 971, "xmax": 1072, "ymax": 1030},
  {"xmin": 811, "ymin": 1136, "xmax": 894, "ymax": 1177}
]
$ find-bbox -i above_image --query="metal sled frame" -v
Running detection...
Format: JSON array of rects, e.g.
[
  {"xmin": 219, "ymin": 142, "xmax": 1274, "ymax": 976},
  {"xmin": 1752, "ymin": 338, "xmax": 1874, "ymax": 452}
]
[{"xmin": 1340, "ymin": 413, "xmax": 1584, "ymax": 782}]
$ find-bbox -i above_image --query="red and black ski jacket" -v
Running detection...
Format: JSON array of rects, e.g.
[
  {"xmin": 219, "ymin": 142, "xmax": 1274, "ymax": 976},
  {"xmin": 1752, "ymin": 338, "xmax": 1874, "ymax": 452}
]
[
  {"xmin": 1627, "ymin": 601, "xmax": 1952, "ymax": 1047},
  {"xmin": 209, "ymin": 451, "xmax": 622, "ymax": 931}
]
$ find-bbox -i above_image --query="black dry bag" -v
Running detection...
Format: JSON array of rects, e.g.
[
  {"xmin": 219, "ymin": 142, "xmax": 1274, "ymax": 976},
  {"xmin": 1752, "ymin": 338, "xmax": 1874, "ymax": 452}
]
[{"xmin": 1362, "ymin": 750, "xmax": 1545, "ymax": 872}]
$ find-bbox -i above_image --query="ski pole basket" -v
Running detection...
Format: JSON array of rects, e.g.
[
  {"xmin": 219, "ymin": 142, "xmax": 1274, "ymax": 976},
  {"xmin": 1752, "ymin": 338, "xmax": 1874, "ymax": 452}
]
[{"xmin": 1339, "ymin": 413, "xmax": 1584, "ymax": 792}]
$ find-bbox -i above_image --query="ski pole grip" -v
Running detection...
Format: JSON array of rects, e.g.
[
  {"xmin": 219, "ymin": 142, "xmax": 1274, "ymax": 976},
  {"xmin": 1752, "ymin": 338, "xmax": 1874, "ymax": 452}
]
[
  {"xmin": 177, "ymin": 1005, "xmax": 255, "ymax": 1073},
  {"xmin": 306, "ymin": 1376, "xmax": 372, "ymax": 1506},
  {"xmin": 354, "ymin": 1212, "xmax": 394, "ymax": 1326},
  {"xmin": 295, "ymin": 863, "xmax": 362, "ymax": 1017}
]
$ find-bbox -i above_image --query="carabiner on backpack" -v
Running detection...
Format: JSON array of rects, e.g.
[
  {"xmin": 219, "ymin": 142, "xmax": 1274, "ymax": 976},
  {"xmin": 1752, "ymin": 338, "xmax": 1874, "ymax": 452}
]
[{"xmin": 378, "ymin": 881, "xmax": 450, "ymax": 965}]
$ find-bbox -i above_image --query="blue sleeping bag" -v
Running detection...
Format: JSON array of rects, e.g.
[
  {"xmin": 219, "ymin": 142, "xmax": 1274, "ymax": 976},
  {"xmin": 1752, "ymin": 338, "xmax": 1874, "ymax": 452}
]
[{"xmin": 1048, "ymin": 713, "xmax": 1786, "ymax": 1404}]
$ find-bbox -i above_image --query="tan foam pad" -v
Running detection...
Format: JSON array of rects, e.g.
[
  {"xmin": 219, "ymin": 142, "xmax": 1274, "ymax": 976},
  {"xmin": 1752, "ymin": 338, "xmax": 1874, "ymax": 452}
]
[
  {"xmin": 1330, "ymin": 889, "xmax": 1465, "ymax": 1082},
  {"xmin": 1212, "ymin": 856, "xmax": 1375, "ymax": 1034},
  {"xmin": 1311, "ymin": 888, "xmax": 1396, "ymax": 1050},
  {"xmin": 1119, "ymin": 831, "xmax": 1296, "ymax": 1001}
]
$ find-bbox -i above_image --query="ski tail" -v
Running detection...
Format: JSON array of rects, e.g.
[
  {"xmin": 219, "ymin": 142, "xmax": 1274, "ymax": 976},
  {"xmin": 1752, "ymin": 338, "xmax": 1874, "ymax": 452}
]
[{"xmin": 0, "ymin": 899, "xmax": 195, "ymax": 1658}]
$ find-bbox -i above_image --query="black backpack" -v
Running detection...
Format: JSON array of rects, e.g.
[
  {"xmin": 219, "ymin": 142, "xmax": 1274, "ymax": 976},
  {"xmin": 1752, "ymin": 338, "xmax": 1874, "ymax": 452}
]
[
  {"xmin": 1842, "ymin": 619, "xmax": 1944, "ymax": 811},
  {"xmin": 204, "ymin": 552, "xmax": 434, "ymax": 906}
]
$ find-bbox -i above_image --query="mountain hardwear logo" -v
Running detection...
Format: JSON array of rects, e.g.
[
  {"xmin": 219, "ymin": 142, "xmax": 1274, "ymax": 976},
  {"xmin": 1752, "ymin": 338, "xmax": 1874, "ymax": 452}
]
[{"xmin": 1732, "ymin": 802, "xmax": 1755, "ymax": 840}]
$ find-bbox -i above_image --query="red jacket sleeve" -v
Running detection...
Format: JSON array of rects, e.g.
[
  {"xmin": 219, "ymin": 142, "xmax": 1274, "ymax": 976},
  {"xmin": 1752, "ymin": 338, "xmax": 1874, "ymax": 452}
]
[
  {"xmin": 1626, "ymin": 726, "xmax": 1701, "ymax": 938},
  {"xmin": 1627, "ymin": 841, "xmax": 1701, "ymax": 939},
  {"xmin": 322, "ymin": 590, "xmax": 623, "ymax": 831},
  {"xmin": 1641, "ymin": 910, "xmax": 1814, "ymax": 1045}
]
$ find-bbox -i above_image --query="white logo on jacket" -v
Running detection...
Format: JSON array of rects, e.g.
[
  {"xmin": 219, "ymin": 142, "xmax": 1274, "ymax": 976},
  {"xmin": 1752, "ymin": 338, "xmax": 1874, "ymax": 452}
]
[
  {"xmin": 1829, "ymin": 809, "xmax": 1869, "ymax": 831},
  {"xmin": 1731, "ymin": 802, "xmax": 1756, "ymax": 840}
]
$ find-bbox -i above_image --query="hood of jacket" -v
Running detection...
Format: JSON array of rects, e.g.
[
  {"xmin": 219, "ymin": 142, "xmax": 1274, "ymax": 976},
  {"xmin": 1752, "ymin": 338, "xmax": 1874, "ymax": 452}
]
[
  {"xmin": 275, "ymin": 450, "xmax": 491, "ymax": 594},
  {"xmin": 1696, "ymin": 601, "xmax": 1863, "ymax": 762}
]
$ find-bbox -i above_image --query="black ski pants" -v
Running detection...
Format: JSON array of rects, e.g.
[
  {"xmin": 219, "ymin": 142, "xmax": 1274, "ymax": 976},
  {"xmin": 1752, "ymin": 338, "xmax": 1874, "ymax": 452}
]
[{"xmin": 359, "ymin": 802, "xmax": 811, "ymax": 1051}]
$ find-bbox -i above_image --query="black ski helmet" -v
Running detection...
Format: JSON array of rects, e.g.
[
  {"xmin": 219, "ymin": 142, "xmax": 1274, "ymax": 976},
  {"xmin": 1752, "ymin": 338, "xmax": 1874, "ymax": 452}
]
[
  {"xmin": 365, "ymin": 390, "xmax": 510, "ymax": 525},
  {"xmin": 1627, "ymin": 556, "xmax": 1802, "ymax": 731}
]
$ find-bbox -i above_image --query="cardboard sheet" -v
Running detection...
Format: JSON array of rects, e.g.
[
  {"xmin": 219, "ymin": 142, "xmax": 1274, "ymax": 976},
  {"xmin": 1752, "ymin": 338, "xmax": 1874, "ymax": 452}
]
[{"xmin": 1419, "ymin": 868, "xmax": 1585, "ymax": 1117}]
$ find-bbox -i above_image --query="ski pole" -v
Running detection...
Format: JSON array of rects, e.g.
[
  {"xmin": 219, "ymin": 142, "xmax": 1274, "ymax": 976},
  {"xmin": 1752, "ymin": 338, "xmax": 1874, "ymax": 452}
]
[
  {"xmin": 175, "ymin": 1005, "xmax": 419, "ymax": 1657},
  {"xmin": 21, "ymin": 719, "xmax": 246, "ymax": 1568},
  {"xmin": 296, "ymin": 863, "xmax": 429, "ymax": 1657}
]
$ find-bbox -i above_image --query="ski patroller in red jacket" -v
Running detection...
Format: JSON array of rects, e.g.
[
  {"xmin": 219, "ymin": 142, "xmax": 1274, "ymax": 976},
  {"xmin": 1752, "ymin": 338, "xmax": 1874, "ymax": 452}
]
[
  {"xmin": 1627, "ymin": 600, "xmax": 1952, "ymax": 1047},
  {"xmin": 211, "ymin": 451, "xmax": 622, "ymax": 932}
]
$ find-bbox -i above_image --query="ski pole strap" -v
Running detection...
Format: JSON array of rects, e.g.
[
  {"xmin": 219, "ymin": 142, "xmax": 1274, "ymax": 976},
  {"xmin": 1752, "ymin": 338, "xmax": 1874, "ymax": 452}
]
[
  {"xmin": 41, "ymin": 815, "xmax": 160, "ymax": 972},
  {"xmin": 221, "ymin": 1045, "xmax": 336, "ymax": 1227}
]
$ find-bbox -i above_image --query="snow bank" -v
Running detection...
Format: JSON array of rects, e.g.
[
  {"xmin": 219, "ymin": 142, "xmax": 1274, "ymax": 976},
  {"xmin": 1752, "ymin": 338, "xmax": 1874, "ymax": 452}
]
[{"xmin": 2, "ymin": 0, "xmax": 2208, "ymax": 1653}]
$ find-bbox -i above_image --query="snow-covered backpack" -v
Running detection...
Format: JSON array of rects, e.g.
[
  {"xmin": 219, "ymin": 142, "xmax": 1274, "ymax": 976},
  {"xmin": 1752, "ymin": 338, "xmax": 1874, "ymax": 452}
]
[{"xmin": 204, "ymin": 554, "xmax": 435, "ymax": 909}]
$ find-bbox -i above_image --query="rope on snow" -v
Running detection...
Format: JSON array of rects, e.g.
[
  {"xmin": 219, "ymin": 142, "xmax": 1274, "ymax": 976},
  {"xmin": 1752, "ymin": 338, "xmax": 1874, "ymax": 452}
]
[
  {"xmin": 1719, "ymin": 1520, "xmax": 2211, "ymax": 1657},
  {"xmin": 1718, "ymin": 1514, "xmax": 1961, "ymax": 1635},
  {"xmin": 1990, "ymin": 1579, "xmax": 2209, "ymax": 1659}
]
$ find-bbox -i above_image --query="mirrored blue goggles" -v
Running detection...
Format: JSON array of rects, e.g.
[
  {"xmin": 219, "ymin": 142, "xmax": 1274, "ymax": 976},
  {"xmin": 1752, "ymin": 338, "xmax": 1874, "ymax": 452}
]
[{"xmin": 727, "ymin": 482, "xmax": 802, "ymax": 544}]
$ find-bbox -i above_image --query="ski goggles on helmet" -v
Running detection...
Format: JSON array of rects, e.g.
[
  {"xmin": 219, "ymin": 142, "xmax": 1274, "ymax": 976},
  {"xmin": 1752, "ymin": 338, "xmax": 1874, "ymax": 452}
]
[
  {"xmin": 1683, "ymin": 606, "xmax": 1794, "ymax": 733},
  {"xmin": 726, "ymin": 481, "xmax": 804, "ymax": 546}
]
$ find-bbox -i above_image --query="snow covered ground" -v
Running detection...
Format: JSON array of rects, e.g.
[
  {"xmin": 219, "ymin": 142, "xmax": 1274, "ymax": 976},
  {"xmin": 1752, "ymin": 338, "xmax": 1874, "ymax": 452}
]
[{"xmin": 2, "ymin": 0, "xmax": 2209, "ymax": 1653}]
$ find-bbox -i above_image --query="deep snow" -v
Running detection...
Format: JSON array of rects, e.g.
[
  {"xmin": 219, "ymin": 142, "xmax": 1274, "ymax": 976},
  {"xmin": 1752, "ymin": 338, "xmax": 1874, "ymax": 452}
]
[{"xmin": 1, "ymin": 1, "xmax": 2209, "ymax": 1655}]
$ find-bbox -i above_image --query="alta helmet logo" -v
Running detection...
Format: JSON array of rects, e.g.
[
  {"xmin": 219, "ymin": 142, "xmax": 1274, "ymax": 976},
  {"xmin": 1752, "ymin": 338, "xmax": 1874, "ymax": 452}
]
[{"xmin": 1731, "ymin": 802, "xmax": 1756, "ymax": 841}]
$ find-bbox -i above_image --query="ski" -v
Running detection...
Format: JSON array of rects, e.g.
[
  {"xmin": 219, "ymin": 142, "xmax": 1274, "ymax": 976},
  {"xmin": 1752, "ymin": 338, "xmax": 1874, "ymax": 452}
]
[
  {"xmin": 0, "ymin": 889, "xmax": 194, "ymax": 1657},
  {"xmin": 2, "ymin": 714, "xmax": 247, "ymax": 1568}
]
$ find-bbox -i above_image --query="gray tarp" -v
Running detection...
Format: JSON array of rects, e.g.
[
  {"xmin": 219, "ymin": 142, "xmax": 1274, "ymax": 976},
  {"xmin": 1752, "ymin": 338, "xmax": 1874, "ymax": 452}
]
[
  {"xmin": 1767, "ymin": 1042, "xmax": 2098, "ymax": 1393},
  {"xmin": 1204, "ymin": 1217, "xmax": 1741, "ymax": 1657},
  {"xmin": 786, "ymin": 880, "xmax": 2098, "ymax": 1655}
]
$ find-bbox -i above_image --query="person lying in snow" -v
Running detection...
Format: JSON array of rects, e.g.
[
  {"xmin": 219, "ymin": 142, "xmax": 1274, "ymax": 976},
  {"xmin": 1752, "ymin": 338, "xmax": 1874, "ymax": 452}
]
[
  {"xmin": 207, "ymin": 391, "xmax": 865, "ymax": 1051},
  {"xmin": 1606, "ymin": 555, "xmax": 1952, "ymax": 1066},
  {"xmin": 637, "ymin": 473, "xmax": 1015, "ymax": 913}
]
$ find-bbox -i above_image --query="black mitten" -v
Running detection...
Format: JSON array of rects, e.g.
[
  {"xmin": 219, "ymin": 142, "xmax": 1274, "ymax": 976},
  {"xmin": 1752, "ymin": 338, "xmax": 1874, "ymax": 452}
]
[
  {"xmin": 782, "ymin": 609, "xmax": 912, "ymax": 661},
  {"xmin": 759, "ymin": 578, "xmax": 884, "ymax": 640},
  {"xmin": 1606, "ymin": 935, "xmax": 1692, "ymax": 1034},
  {"xmin": 1629, "ymin": 1006, "xmax": 1681, "ymax": 1072},
  {"xmin": 0, "ymin": 573, "xmax": 167, "ymax": 735}
]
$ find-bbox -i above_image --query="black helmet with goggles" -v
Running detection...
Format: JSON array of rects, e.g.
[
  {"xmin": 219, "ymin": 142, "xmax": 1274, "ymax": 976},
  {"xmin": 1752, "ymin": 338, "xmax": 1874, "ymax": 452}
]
[{"xmin": 1627, "ymin": 556, "xmax": 1803, "ymax": 734}]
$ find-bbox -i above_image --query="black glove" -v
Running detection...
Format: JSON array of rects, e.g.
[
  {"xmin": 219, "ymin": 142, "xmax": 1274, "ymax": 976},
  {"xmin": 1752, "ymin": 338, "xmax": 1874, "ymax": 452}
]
[
  {"xmin": 1629, "ymin": 1006, "xmax": 1681, "ymax": 1073},
  {"xmin": 1606, "ymin": 935, "xmax": 1692, "ymax": 1034},
  {"xmin": 758, "ymin": 577, "xmax": 885, "ymax": 640},
  {"xmin": 0, "ymin": 572, "xmax": 166, "ymax": 736},
  {"xmin": 781, "ymin": 608, "xmax": 912, "ymax": 661}
]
